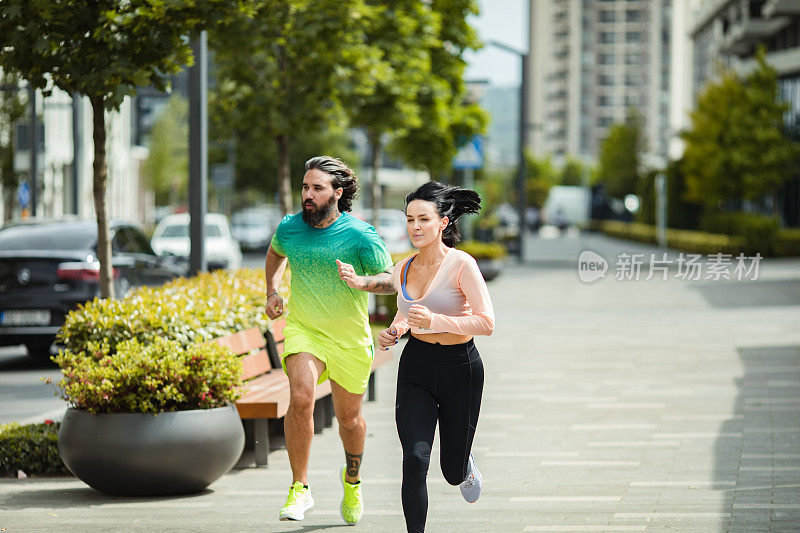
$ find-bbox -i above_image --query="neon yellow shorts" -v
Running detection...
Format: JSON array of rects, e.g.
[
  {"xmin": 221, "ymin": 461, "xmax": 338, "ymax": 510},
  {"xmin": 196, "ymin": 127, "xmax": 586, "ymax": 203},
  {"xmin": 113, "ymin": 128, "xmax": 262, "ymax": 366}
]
[{"xmin": 281, "ymin": 323, "xmax": 374, "ymax": 395}]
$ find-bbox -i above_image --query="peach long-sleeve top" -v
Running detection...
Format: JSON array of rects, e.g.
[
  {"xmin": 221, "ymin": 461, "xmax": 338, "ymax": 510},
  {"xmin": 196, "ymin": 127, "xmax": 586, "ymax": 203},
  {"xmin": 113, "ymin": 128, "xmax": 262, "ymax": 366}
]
[{"xmin": 389, "ymin": 248, "xmax": 495, "ymax": 337}]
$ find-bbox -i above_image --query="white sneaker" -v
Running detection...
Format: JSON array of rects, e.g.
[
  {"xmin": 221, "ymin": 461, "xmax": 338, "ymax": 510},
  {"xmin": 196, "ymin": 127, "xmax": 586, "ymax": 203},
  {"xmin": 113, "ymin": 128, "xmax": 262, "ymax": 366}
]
[
  {"xmin": 459, "ymin": 453, "xmax": 483, "ymax": 503},
  {"xmin": 279, "ymin": 481, "xmax": 314, "ymax": 521}
]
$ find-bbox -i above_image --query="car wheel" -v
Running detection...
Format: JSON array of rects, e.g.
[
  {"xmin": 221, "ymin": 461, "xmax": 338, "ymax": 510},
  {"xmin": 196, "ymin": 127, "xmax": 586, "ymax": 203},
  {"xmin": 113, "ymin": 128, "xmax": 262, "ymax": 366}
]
[{"xmin": 25, "ymin": 340, "xmax": 53, "ymax": 360}]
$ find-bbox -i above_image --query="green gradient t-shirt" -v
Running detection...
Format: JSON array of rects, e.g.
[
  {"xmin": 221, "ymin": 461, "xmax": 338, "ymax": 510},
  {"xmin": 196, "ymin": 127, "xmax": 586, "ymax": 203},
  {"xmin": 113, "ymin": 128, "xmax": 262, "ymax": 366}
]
[{"xmin": 270, "ymin": 211, "xmax": 392, "ymax": 348}]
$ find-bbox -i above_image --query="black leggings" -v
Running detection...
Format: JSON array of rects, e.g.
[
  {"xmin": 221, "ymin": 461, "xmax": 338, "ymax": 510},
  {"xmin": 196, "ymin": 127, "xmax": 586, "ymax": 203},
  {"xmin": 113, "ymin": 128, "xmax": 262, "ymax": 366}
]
[{"xmin": 394, "ymin": 335, "xmax": 484, "ymax": 533}]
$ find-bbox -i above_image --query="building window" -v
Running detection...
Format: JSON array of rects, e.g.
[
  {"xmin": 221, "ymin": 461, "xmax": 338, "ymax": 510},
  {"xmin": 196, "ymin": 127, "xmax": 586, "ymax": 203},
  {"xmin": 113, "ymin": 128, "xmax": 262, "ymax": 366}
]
[
  {"xmin": 599, "ymin": 32, "xmax": 616, "ymax": 44},
  {"xmin": 599, "ymin": 53, "xmax": 615, "ymax": 65},
  {"xmin": 626, "ymin": 31, "xmax": 641, "ymax": 43},
  {"xmin": 598, "ymin": 95, "xmax": 613, "ymax": 106},
  {"xmin": 600, "ymin": 10, "xmax": 616, "ymax": 22},
  {"xmin": 598, "ymin": 74, "xmax": 614, "ymax": 86},
  {"xmin": 626, "ymin": 10, "xmax": 641, "ymax": 22}
]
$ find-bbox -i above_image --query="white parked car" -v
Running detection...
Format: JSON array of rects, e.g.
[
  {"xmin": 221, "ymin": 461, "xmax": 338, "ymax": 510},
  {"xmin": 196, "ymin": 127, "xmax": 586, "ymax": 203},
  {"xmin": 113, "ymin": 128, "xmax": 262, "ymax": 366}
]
[
  {"xmin": 151, "ymin": 213, "xmax": 242, "ymax": 271},
  {"xmin": 231, "ymin": 206, "xmax": 282, "ymax": 251},
  {"xmin": 352, "ymin": 209, "xmax": 412, "ymax": 255}
]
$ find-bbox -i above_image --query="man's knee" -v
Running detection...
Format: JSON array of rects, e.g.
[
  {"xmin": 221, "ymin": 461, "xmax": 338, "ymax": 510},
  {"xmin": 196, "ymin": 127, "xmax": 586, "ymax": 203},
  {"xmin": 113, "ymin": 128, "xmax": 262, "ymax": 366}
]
[
  {"xmin": 289, "ymin": 387, "xmax": 315, "ymax": 412},
  {"xmin": 336, "ymin": 411, "xmax": 364, "ymax": 431}
]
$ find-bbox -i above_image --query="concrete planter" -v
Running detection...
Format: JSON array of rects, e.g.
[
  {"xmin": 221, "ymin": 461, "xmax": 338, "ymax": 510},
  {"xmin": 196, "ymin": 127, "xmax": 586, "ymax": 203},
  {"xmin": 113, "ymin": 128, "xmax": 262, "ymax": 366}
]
[
  {"xmin": 58, "ymin": 405, "xmax": 244, "ymax": 496},
  {"xmin": 476, "ymin": 258, "xmax": 504, "ymax": 282}
]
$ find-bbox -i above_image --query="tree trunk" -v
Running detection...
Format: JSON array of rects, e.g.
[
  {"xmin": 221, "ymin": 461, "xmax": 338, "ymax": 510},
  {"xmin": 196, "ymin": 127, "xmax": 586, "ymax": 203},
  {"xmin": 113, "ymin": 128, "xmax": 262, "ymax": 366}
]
[
  {"xmin": 91, "ymin": 96, "xmax": 114, "ymax": 299},
  {"xmin": 368, "ymin": 130, "xmax": 382, "ymax": 226},
  {"xmin": 277, "ymin": 134, "xmax": 292, "ymax": 215}
]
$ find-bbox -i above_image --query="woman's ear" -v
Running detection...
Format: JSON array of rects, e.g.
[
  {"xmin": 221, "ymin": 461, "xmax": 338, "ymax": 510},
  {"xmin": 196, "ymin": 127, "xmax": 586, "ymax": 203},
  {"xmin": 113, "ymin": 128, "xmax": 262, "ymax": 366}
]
[{"xmin": 441, "ymin": 216, "xmax": 449, "ymax": 231}]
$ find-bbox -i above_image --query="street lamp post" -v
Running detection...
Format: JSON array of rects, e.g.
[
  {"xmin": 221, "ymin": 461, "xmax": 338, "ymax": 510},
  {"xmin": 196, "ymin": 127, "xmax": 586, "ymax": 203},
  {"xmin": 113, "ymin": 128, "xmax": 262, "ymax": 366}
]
[
  {"xmin": 487, "ymin": 40, "xmax": 529, "ymax": 262},
  {"xmin": 188, "ymin": 31, "xmax": 208, "ymax": 276}
]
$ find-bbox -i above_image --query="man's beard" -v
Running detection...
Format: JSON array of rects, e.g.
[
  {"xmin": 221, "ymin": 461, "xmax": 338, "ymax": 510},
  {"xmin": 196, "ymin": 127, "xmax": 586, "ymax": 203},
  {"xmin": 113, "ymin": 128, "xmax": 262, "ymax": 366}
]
[{"xmin": 301, "ymin": 194, "xmax": 337, "ymax": 226}]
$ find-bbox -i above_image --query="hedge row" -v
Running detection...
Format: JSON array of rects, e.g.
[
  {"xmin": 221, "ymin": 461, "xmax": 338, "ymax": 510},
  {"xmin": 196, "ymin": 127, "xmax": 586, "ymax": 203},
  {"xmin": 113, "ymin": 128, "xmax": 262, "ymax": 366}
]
[
  {"xmin": 597, "ymin": 220, "xmax": 800, "ymax": 257},
  {"xmin": 0, "ymin": 422, "xmax": 70, "ymax": 477},
  {"xmin": 57, "ymin": 268, "xmax": 285, "ymax": 354}
]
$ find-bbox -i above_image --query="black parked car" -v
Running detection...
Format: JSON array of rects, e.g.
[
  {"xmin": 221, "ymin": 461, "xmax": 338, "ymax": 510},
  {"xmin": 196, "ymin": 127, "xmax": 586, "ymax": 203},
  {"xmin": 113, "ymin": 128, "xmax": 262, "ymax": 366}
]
[{"xmin": 0, "ymin": 218, "xmax": 185, "ymax": 359}]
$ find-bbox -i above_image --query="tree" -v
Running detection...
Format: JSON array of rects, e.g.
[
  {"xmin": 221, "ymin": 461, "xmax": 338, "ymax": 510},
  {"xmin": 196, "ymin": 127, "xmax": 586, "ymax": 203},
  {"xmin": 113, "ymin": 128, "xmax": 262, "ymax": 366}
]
[
  {"xmin": 0, "ymin": 0, "xmax": 249, "ymax": 298},
  {"xmin": 210, "ymin": 0, "xmax": 375, "ymax": 214},
  {"xmin": 524, "ymin": 152, "xmax": 558, "ymax": 208},
  {"xmin": 560, "ymin": 157, "xmax": 585, "ymax": 187},
  {"xmin": 343, "ymin": 0, "xmax": 437, "ymax": 219},
  {"xmin": 142, "ymin": 95, "xmax": 188, "ymax": 207},
  {"xmin": 388, "ymin": 0, "xmax": 488, "ymax": 179},
  {"xmin": 0, "ymin": 71, "xmax": 27, "ymax": 222},
  {"xmin": 681, "ymin": 48, "xmax": 800, "ymax": 212},
  {"xmin": 596, "ymin": 112, "xmax": 644, "ymax": 199}
]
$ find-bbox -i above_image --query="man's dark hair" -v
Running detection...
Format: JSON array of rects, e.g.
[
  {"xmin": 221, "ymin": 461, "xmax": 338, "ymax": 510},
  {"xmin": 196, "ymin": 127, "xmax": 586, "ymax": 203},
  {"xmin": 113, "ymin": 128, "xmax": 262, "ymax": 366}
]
[
  {"xmin": 405, "ymin": 181, "xmax": 482, "ymax": 247},
  {"xmin": 305, "ymin": 156, "xmax": 358, "ymax": 212}
]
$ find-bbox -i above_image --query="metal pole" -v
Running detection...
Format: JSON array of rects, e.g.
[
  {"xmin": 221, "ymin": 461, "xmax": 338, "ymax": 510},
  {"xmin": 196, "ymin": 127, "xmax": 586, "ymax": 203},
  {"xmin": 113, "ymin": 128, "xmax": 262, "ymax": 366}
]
[
  {"xmin": 189, "ymin": 31, "xmax": 208, "ymax": 275},
  {"xmin": 516, "ymin": 54, "xmax": 529, "ymax": 262},
  {"xmin": 71, "ymin": 93, "xmax": 82, "ymax": 215},
  {"xmin": 463, "ymin": 167, "xmax": 474, "ymax": 241},
  {"xmin": 28, "ymin": 84, "xmax": 37, "ymax": 217},
  {"xmin": 655, "ymin": 173, "xmax": 667, "ymax": 248}
]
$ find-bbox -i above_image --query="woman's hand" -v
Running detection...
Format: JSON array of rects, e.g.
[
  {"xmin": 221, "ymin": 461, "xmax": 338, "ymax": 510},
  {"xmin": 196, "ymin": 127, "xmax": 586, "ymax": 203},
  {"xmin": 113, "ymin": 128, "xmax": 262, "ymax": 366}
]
[
  {"xmin": 378, "ymin": 327, "xmax": 399, "ymax": 350},
  {"xmin": 336, "ymin": 259, "xmax": 365, "ymax": 290},
  {"xmin": 407, "ymin": 304, "xmax": 433, "ymax": 329}
]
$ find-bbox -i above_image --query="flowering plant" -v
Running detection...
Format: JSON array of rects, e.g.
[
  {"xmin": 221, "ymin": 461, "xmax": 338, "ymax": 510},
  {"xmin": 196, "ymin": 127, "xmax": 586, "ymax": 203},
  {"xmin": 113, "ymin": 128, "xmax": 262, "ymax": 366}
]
[{"xmin": 50, "ymin": 337, "xmax": 242, "ymax": 414}]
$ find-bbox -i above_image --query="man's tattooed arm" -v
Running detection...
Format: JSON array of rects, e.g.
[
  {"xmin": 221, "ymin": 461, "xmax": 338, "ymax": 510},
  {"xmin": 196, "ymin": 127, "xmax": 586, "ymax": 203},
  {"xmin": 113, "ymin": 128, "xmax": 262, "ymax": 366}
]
[{"xmin": 359, "ymin": 267, "xmax": 396, "ymax": 295}]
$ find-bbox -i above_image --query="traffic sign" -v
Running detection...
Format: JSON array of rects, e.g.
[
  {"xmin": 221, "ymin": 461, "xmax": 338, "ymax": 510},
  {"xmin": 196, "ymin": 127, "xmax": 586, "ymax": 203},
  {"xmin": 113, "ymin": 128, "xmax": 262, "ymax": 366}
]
[{"xmin": 452, "ymin": 135, "xmax": 484, "ymax": 170}]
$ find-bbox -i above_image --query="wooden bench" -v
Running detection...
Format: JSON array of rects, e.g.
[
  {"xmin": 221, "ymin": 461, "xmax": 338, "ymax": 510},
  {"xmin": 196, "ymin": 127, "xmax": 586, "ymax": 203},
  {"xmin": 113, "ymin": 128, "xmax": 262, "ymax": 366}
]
[{"xmin": 214, "ymin": 319, "xmax": 392, "ymax": 466}]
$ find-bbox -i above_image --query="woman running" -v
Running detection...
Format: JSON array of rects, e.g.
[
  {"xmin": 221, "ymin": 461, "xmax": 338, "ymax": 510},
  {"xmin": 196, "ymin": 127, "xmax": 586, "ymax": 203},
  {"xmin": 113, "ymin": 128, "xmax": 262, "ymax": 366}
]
[{"xmin": 378, "ymin": 181, "xmax": 495, "ymax": 533}]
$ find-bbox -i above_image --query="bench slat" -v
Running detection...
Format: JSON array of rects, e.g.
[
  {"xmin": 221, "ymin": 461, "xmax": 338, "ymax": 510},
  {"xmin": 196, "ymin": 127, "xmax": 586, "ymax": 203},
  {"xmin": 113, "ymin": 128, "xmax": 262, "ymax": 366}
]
[
  {"xmin": 215, "ymin": 327, "xmax": 266, "ymax": 356},
  {"xmin": 240, "ymin": 349, "xmax": 272, "ymax": 381}
]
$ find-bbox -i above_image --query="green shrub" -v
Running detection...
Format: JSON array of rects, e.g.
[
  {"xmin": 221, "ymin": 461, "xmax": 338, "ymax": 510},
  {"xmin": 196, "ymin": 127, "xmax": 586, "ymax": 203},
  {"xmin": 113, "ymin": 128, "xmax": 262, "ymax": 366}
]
[
  {"xmin": 0, "ymin": 421, "xmax": 70, "ymax": 477},
  {"xmin": 51, "ymin": 337, "xmax": 242, "ymax": 414},
  {"xmin": 775, "ymin": 229, "xmax": 800, "ymax": 257},
  {"xmin": 57, "ymin": 268, "xmax": 275, "ymax": 355},
  {"xmin": 597, "ymin": 220, "xmax": 745, "ymax": 254},
  {"xmin": 699, "ymin": 212, "xmax": 779, "ymax": 255},
  {"xmin": 456, "ymin": 240, "xmax": 508, "ymax": 260}
]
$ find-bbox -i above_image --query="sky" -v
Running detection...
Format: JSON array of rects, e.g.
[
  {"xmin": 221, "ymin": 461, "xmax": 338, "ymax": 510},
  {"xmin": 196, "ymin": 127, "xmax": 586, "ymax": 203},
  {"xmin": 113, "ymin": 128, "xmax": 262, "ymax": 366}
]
[{"xmin": 464, "ymin": 0, "xmax": 527, "ymax": 88}]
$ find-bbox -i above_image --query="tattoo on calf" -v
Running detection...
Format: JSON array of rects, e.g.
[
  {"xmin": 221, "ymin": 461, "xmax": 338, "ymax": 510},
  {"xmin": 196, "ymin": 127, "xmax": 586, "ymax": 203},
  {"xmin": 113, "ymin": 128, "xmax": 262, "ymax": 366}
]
[{"xmin": 345, "ymin": 451, "xmax": 363, "ymax": 479}]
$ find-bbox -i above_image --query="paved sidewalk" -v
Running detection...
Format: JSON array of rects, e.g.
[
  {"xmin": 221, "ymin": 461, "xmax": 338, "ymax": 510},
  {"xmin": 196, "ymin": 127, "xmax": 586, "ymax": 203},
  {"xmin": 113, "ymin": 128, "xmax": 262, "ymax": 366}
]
[{"xmin": 2, "ymin": 234, "xmax": 799, "ymax": 532}]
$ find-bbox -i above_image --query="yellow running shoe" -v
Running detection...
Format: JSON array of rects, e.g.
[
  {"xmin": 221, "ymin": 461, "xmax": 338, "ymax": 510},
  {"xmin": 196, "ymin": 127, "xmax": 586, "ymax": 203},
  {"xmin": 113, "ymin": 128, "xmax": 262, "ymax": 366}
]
[
  {"xmin": 279, "ymin": 481, "xmax": 314, "ymax": 521},
  {"xmin": 340, "ymin": 465, "xmax": 364, "ymax": 525}
]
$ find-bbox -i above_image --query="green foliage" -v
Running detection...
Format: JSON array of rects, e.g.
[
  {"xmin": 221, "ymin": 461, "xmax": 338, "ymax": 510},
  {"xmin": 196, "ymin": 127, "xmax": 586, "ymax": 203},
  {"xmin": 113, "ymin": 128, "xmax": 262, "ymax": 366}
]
[
  {"xmin": 456, "ymin": 240, "xmax": 508, "ymax": 260},
  {"xmin": 57, "ymin": 269, "xmax": 274, "ymax": 355},
  {"xmin": 775, "ymin": 229, "xmax": 800, "ymax": 257},
  {"xmin": 388, "ymin": 0, "xmax": 487, "ymax": 177},
  {"xmin": 699, "ymin": 211, "xmax": 780, "ymax": 255},
  {"xmin": 599, "ymin": 221, "xmax": 745, "ymax": 255},
  {"xmin": 681, "ymin": 48, "xmax": 800, "ymax": 207},
  {"xmin": 0, "ymin": 421, "xmax": 69, "ymax": 477},
  {"xmin": 142, "ymin": 95, "xmax": 188, "ymax": 206},
  {"xmin": 636, "ymin": 160, "xmax": 703, "ymax": 230},
  {"xmin": 525, "ymin": 152, "xmax": 558, "ymax": 208},
  {"xmin": 0, "ymin": 0, "xmax": 249, "ymax": 111},
  {"xmin": 560, "ymin": 157, "xmax": 586, "ymax": 187},
  {"xmin": 596, "ymin": 113, "xmax": 644, "ymax": 199},
  {"xmin": 52, "ymin": 337, "xmax": 242, "ymax": 414},
  {"xmin": 210, "ymin": 0, "xmax": 376, "ymax": 213}
]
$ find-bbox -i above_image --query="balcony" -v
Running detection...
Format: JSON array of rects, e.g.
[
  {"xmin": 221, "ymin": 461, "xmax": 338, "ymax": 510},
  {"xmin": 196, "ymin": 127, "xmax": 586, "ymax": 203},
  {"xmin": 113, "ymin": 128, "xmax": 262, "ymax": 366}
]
[
  {"xmin": 762, "ymin": 0, "xmax": 800, "ymax": 18},
  {"xmin": 721, "ymin": 16, "xmax": 791, "ymax": 56}
]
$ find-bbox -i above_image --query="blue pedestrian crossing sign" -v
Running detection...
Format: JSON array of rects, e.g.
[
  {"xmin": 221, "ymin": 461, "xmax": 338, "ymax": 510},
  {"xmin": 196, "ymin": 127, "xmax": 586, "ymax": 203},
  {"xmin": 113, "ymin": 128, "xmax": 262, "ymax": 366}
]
[
  {"xmin": 17, "ymin": 182, "xmax": 30, "ymax": 209},
  {"xmin": 452, "ymin": 135, "xmax": 484, "ymax": 170}
]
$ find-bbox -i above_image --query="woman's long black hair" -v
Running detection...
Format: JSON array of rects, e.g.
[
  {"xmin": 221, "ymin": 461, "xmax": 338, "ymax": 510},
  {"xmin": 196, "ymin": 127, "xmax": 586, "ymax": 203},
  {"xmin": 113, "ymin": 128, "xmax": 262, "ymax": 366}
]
[{"xmin": 405, "ymin": 181, "xmax": 482, "ymax": 247}]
